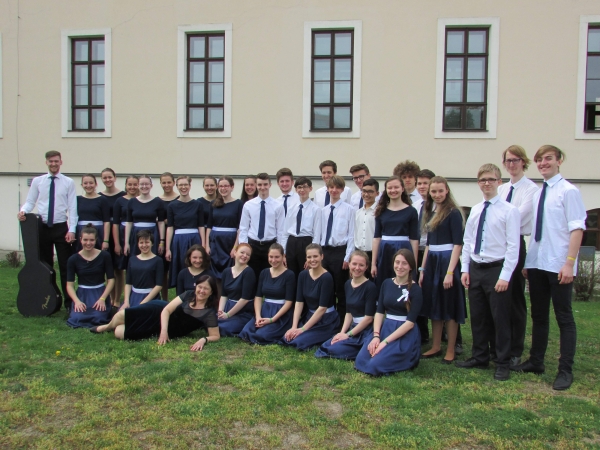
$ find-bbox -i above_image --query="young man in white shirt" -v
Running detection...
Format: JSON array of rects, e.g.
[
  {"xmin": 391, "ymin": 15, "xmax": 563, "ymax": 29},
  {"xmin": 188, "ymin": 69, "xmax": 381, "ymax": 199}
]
[
  {"xmin": 497, "ymin": 145, "xmax": 540, "ymax": 367},
  {"xmin": 314, "ymin": 160, "xmax": 352, "ymax": 207},
  {"xmin": 275, "ymin": 167, "xmax": 300, "ymax": 217},
  {"xmin": 513, "ymin": 145, "xmax": 586, "ymax": 391},
  {"xmin": 18, "ymin": 150, "xmax": 77, "ymax": 311},
  {"xmin": 353, "ymin": 178, "xmax": 379, "ymax": 278},
  {"xmin": 349, "ymin": 163, "xmax": 372, "ymax": 210},
  {"xmin": 456, "ymin": 163, "xmax": 520, "ymax": 382},
  {"xmin": 393, "ymin": 160, "xmax": 421, "ymax": 205}
]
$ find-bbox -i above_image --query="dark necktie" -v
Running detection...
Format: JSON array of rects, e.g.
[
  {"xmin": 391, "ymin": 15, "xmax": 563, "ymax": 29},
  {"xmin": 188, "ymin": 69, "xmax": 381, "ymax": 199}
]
[
  {"xmin": 47, "ymin": 176, "xmax": 57, "ymax": 227},
  {"xmin": 296, "ymin": 204, "xmax": 303, "ymax": 235},
  {"xmin": 325, "ymin": 205, "xmax": 334, "ymax": 246},
  {"xmin": 505, "ymin": 186, "xmax": 514, "ymax": 203},
  {"xmin": 418, "ymin": 203, "xmax": 424, "ymax": 237},
  {"xmin": 534, "ymin": 182, "xmax": 548, "ymax": 242},
  {"xmin": 359, "ymin": 197, "xmax": 364, "ymax": 209},
  {"xmin": 283, "ymin": 195, "xmax": 290, "ymax": 216},
  {"xmin": 325, "ymin": 191, "xmax": 330, "ymax": 206},
  {"xmin": 258, "ymin": 200, "xmax": 266, "ymax": 240},
  {"xmin": 474, "ymin": 201, "xmax": 490, "ymax": 255}
]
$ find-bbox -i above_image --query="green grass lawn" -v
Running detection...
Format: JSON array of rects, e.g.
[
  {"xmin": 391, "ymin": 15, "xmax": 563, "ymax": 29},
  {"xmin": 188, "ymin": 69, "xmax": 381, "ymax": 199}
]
[{"xmin": 1, "ymin": 266, "xmax": 599, "ymax": 449}]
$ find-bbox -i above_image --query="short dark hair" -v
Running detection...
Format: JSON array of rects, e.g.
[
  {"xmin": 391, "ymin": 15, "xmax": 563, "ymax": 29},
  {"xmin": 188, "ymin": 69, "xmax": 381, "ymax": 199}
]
[
  {"xmin": 276, "ymin": 168, "xmax": 293, "ymax": 182},
  {"xmin": 362, "ymin": 178, "xmax": 379, "ymax": 191},
  {"xmin": 417, "ymin": 169, "xmax": 436, "ymax": 180},
  {"xmin": 256, "ymin": 172, "xmax": 271, "ymax": 183},
  {"xmin": 294, "ymin": 176, "xmax": 312, "ymax": 188},
  {"xmin": 136, "ymin": 229, "xmax": 154, "ymax": 243},
  {"xmin": 101, "ymin": 168, "xmax": 116, "ymax": 177},
  {"xmin": 319, "ymin": 160, "xmax": 337, "ymax": 173},
  {"xmin": 45, "ymin": 150, "xmax": 61, "ymax": 160},
  {"xmin": 349, "ymin": 163, "xmax": 369, "ymax": 174},
  {"xmin": 393, "ymin": 160, "xmax": 421, "ymax": 178}
]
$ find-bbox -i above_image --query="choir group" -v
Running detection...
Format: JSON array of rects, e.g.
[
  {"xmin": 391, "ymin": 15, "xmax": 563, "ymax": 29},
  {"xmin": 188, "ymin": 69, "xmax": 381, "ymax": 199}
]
[{"xmin": 18, "ymin": 145, "xmax": 587, "ymax": 390}]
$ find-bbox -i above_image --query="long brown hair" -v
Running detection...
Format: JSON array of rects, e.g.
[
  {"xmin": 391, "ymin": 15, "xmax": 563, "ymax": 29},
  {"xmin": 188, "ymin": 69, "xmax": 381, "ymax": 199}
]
[
  {"xmin": 422, "ymin": 176, "xmax": 464, "ymax": 234},
  {"xmin": 213, "ymin": 176, "xmax": 235, "ymax": 208},
  {"xmin": 240, "ymin": 175, "xmax": 258, "ymax": 203},
  {"xmin": 191, "ymin": 274, "xmax": 219, "ymax": 309},
  {"xmin": 375, "ymin": 176, "xmax": 410, "ymax": 217}
]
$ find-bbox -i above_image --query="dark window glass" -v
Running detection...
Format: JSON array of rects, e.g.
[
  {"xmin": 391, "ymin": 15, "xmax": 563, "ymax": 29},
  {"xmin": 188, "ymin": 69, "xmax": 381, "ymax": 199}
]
[
  {"xmin": 584, "ymin": 26, "xmax": 600, "ymax": 132},
  {"xmin": 71, "ymin": 37, "xmax": 105, "ymax": 131}
]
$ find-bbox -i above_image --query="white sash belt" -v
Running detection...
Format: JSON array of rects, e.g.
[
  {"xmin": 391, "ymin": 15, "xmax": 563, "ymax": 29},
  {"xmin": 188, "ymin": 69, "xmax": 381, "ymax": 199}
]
[
  {"xmin": 212, "ymin": 227, "xmax": 237, "ymax": 232},
  {"xmin": 78, "ymin": 221, "xmax": 103, "ymax": 226},
  {"xmin": 134, "ymin": 222, "xmax": 155, "ymax": 228},
  {"xmin": 132, "ymin": 287, "xmax": 152, "ymax": 294},
  {"xmin": 381, "ymin": 235, "xmax": 409, "ymax": 241},
  {"xmin": 121, "ymin": 222, "xmax": 128, "ymax": 227},
  {"xmin": 78, "ymin": 283, "xmax": 105, "ymax": 289},
  {"xmin": 352, "ymin": 316, "xmax": 365, "ymax": 323},
  {"xmin": 429, "ymin": 244, "xmax": 454, "ymax": 252},
  {"xmin": 310, "ymin": 306, "xmax": 336, "ymax": 314},
  {"xmin": 264, "ymin": 298, "xmax": 286, "ymax": 305},
  {"xmin": 386, "ymin": 314, "xmax": 407, "ymax": 321},
  {"xmin": 175, "ymin": 228, "xmax": 198, "ymax": 235}
]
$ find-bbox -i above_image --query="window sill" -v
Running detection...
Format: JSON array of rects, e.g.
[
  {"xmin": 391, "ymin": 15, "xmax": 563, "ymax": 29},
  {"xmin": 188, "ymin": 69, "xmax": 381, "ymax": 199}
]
[
  {"xmin": 63, "ymin": 130, "xmax": 111, "ymax": 138},
  {"xmin": 435, "ymin": 129, "xmax": 496, "ymax": 139},
  {"xmin": 178, "ymin": 129, "xmax": 231, "ymax": 138}
]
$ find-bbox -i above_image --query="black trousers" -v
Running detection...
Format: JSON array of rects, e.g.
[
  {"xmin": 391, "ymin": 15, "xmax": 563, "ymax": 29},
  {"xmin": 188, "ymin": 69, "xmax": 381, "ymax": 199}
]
[
  {"xmin": 38, "ymin": 222, "xmax": 73, "ymax": 310},
  {"xmin": 468, "ymin": 261, "xmax": 512, "ymax": 367},
  {"xmin": 528, "ymin": 268, "xmax": 576, "ymax": 373},
  {"xmin": 285, "ymin": 236, "xmax": 313, "ymax": 279},
  {"xmin": 248, "ymin": 238, "xmax": 275, "ymax": 286},
  {"xmin": 322, "ymin": 245, "xmax": 349, "ymax": 319},
  {"xmin": 509, "ymin": 236, "xmax": 528, "ymax": 357},
  {"xmin": 416, "ymin": 248, "xmax": 430, "ymax": 342}
]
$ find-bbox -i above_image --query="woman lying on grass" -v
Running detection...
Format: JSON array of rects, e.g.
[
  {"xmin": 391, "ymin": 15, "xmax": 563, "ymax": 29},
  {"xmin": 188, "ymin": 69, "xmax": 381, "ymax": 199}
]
[{"xmin": 91, "ymin": 274, "xmax": 220, "ymax": 351}]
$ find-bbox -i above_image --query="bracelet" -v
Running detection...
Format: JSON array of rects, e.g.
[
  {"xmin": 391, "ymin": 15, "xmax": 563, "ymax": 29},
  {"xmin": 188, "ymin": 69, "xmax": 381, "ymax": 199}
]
[
  {"xmin": 347, "ymin": 331, "xmax": 354, "ymax": 338},
  {"xmin": 567, "ymin": 256, "xmax": 576, "ymax": 261},
  {"xmin": 373, "ymin": 331, "xmax": 380, "ymax": 336},
  {"xmin": 160, "ymin": 239, "xmax": 165, "ymax": 242},
  {"xmin": 301, "ymin": 326, "xmax": 306, "ymax": 332},
  {"xmin": 372, "ymin": 336, "xmax": 380, "ymax": 340},
  {"xmin": 204, "ymin": 337, "xmax": 209, "ymax": 345},
  {"xmin": 418, "ymin": 267, "xmax": 424, "ymax": 272},
  {"xmin": 269, "ymin": 317, "xmax": 273, "ymax": 323},
  {"xmin": 103, "ymin": 240, "xmax": 109, "ymax": 243},
  {"xmin": 225, "ymin": 312, "xmax": 230, "ymax": 318},
  {"xmin": 383, "ymin": 339, "xmax": 389, "ymax": 345},
  {"xmin": 447, "ymin": 271, "xmax": 454, "ymax": 275},
  {"xmin": 99, "ymin": 297, "xmax": 106, "ymax": 301}
]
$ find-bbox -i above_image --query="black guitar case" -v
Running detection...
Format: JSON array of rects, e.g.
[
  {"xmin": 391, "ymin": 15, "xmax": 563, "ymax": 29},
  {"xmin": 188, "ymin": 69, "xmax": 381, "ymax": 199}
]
[{"xmin": 17, "ymin": 214, "xmax": 62, "ymax": 316}]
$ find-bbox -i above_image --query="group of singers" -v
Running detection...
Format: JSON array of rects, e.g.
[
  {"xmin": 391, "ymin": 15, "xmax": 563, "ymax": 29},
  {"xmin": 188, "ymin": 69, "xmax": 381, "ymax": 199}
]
[{"xmin": 18, "ymin": 145, "xmax": 586, "ymax": 390}]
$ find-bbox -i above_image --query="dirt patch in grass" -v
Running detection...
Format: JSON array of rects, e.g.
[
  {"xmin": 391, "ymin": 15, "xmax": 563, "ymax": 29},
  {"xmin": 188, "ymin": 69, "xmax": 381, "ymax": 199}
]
[
  {"xmin": 330, "ymin": 430, "xmax": 372, "ymax": 449},
  {"xmin": 283, "ymin": 432, "xmax": 308, "ymax": 447},
  {"xmin": 314, "ymin": 401, "xmax": 343, "ymax": 419},
  {"xmin": 583, "ymin": 433, "xmax": 600, "ymax": 445}
]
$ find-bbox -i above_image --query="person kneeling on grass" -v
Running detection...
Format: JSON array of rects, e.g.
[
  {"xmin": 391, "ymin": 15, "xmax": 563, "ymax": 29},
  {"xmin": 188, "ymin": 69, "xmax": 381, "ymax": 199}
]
[{"xmin": 91, "ymin": 274, "xmax": 220, "ymax": 351}]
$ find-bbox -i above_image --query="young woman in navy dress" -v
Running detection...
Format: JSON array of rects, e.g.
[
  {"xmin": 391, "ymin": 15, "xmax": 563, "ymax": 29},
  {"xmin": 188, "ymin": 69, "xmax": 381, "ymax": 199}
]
[
  {"xmin": 165, "ymin": 176, "xmax": 205, "ymax": 289},
  {"xmin": 315, "ymin": 250, "xmax": 377, "ymax": 360},
  {"xmin": 217, "ymin": 243, "xmax": 256, "ymax": 336},
  {"xmin": 355, "ymin": 249, "xmax": 422, "ymax": 376},
  {"xmin": 111, "ymin": 175, "xmax": 139, "ymax": 307},
  {"xmin": 76, "ymin": 174, "xmax": 110, "ymax": 252},
  {"xmin": 123, "ymin": 230, "xmax": 163, "ymax": 309},
  {"xmin": 176, "ymin": 244, "xmax": 215, "ymax": 296},
  {"xmin": 371, "ymin": 176, "xmax": 419, "ymax": 289},
  {"xmin": 198, "ymin": 176, "xmax": 218, "ymax": 243},
  {"xmin": 66, "ymin": 226, "xmax": 115, "ymax": 328},
  {"xmin": 124, "ymin": 175, "xmax": 166, "ymax": 258},
  {"xmin": 239, "ymin": 243, "xmax": 295, "ymax": 344},
  {"xmin": 281, "ymin": 244, "xmax": 340, "ymax": 350},
  {"xmin": 206, "ymin": 176, "xmax": 243, "ymax": 280},
  {"xmin": 159, "ymin": 172, "xmax": 180, "ymax": 300},
  {"xmin": 419, "ymin": 176, "xmax": 465, "ymax": 363},
  {"xmin": 240, "ymin": 175, "xmax": 258, "ymax": 205}
]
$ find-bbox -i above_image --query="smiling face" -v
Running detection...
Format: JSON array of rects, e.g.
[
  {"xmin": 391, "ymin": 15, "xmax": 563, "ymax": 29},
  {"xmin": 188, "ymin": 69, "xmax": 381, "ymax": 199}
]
[
  {"xmin": 416, "ymin": 177, "xmax": 431, "ymax": 199},
  {"xmin": 321, "ymin": 166, "xmax": 335, "ymax": 183},
  {"xmin": 160, "ymin": 176, "xmax": 174, "ymax": 194},
  {"xmin": 176, "ymin": 179, "xmax": 190, "ymax": 196},
  {"xmin": 81, "ymin": 176, "xmax": 97, "ymax": 195},
  {"xmin": 126, "ymin": 178, "xmax": 139, "ymax": 197},
  {"xmin": 305, "ymin": 248, "xmax": 324, "ymax": 269},
  {"xmin": 268, "ymin": 249, "xmax": 284, "ymax": 269},
  {"xmin": 235, "ymin": 245, "xmax": 252, "ymax": 265},
  {"xmin": 349, "ymin": 255, "xmax": 368, "ymax": 279},
  {"xmin": 351, "ymin": 170, "xmax": 370, "ymax": 190},
  {"xmin": 101, "ymin": 171, "xmax": 115, "ymax": 189},
  {"xmin": 218, "ymin": 179, "xmax": 233, "ymax": 198},
  {"xmin": 278, "ymin": 176, "xmax": 293, "ymax": 195},
  {"xmin": 295, "ymin": 183, "xmax": 312, "ymax": 202},
  {"xmin": 80, "ymin": 232, "xmax": 96, "ymax": 251},
  {"xmin": 138, "ymin": 237, "xmax": 152, "ymax": 255},
  {"xmin": 194, "ymin": 280, "xmax": 213, "ymax": 302},
  {"xmin": 503, "ymin": 151, "xmax": 526, "ymax": 178},
  {"xmin": 138, "ymin": 177, "xmax": 152, "ymax": 195},
  {"xmin": 190, "ymin": 249, "xmax": 204, "ymax": 269},
  {"xmin": 393, "ymin": 253, "xmax": 411, "ymax": 280},
  {"xmin": 361, "ymin": 184, "xmax": 377, "ymax": 207},
  {"xmin": 386, "ymin": 178, "xmax": 403, "ymax": 200},
  {"xmin": 327, "ymin": 185, "xmax": 343, "ymax": 202},
  {"xmin": 203, "ymin": 178, "xmax": 217, "ymax": 197},
  {"xmin": 429, "ymin": 182, "xmax": 448, "ymax": 205},
  {"xmin": 244, "ymin": 178, "xmax": 257, "ymax": 196},
  {"xmin": 45, "ymin": 156, "xmax": 62, "ymax": 175},
  {"xmin": 535, "ymin": 152, "xmax": 562, "ymax": 180},
  {"xmin": 257, "ymin": 178, "xmax": 271, "ymax": 198},
  {"xmin": 477, "ymin": 171, "xmax": 500, "ymax": 199}
]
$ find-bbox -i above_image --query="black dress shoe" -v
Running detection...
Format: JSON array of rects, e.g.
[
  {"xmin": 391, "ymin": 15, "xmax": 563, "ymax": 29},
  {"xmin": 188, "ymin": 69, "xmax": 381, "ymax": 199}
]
[
  {"xmin": 510, "ymin": 359, "xmax": 545, "ymax": 374},
  {"xmin": 455, "ymin": 357, "xmax": 489, "ymax": 369},
  {"xmin": 420, "ymin": 350, "xmax": 442, "ymax": 359},
  {"xmin": 441, "ymin": 357, "xmax": 455, "ymax": 365},
  {"xmin": 494, "ymin": 366, "xmax": 510, "ymax": 381},
  {"xmin": 509, "ymin": 356, "xmax": 522, "ymax": 367},
  {"xmin": 552, "ymin": 371, "xmax": 573, "ymax": 391}
]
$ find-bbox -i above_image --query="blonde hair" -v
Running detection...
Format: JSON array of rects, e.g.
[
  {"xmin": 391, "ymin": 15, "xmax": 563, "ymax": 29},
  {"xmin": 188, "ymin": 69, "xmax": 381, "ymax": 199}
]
[
  {"xmin": 502, "ymin": 145, "xmax": 531, "ymax": 171},
  {"xmin": 477, "ymin": 163, "xmax": 502, "ymax": 180},
  {"xmin": 534, "ymin": 145, "xmax": 565, "ymax": 162},
  {"xmin": 422, "ymin": 176, "xmax": 464, "ymax": 233}
]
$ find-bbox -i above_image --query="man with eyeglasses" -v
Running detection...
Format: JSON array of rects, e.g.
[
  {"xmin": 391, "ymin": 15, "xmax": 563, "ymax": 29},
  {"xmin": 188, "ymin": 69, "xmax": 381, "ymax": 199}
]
[
  {"xmin": 349, "ymin": 164, "xmax": 378, "ymax": 210},
  {"xmin": 353, "ymin": 178, "xmax": 379, "ymax": 279}
]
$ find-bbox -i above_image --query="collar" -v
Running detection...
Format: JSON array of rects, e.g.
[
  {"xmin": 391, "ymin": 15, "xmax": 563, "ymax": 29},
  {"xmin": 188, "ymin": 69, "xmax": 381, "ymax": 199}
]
[
  {"xmin": 545, "ymin": 173, "xmax": 563, "ymax": 188},
  {"xmin": 255, "ymin": 196, "xmax": 273, "ymax": 204},
  {"xmin": 509, "ymin": 175, "xmax": 528, "ymax": 189},
  {"xmin": 482, "ymin": 194, "xmax": 501, "ymax": 205},
  {"xmin": 360, "ymin": 203, "xmax": 376, "ymax": 212},
  {"xmin": 47, "ymin": 172, "xmax": 62, "ymax": 178},
  {"xmin": 300, "ymin": 198, "xmax": 312, "ymax": 206}
]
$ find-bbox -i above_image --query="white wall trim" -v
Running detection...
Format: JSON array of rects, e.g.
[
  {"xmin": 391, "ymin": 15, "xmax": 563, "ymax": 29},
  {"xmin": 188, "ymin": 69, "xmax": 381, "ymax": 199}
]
[
  {"xmin": 434, "ymin": 17, "xmax": 500, "ymax": 139},
  {"xmin": 302, "ymin": 20, "xmax": 362, "ymax": 139},
  {"xmin": 177, "ymin": 23, "xmax": 232, "ymax": 138},
  {"xmin": 61, "ymin": 28, "xmax": 112, "ymax": 138},
  {"xmin": 575, "ymin": 15, "xmax": 600, "ymax": 140},
  {"xmin": 0, "ymin": 33, "xmax": 3, "ymax": 139}
]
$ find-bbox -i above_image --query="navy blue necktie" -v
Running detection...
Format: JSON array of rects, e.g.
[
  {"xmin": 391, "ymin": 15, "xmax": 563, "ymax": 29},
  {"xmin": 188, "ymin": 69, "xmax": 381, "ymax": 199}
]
[
  {"xmin": 505, "ymin": 186, "xmax": 514, "ymax": 203},
  {"xmin": 359, "ymin": 197, "xmax": 364, "ymax": 209},
  {"xmin": 258, "ymin": 200, "xmax": 266, "ymax": 240},
  {"xmin": 474, "ymin": 201, "xmax": 490, "ymax": 255},
  {"xmin": 418, "ymin": 202, "xmax": 424, "ymax": 238},
  {"xmin": 534, "ymin": 182, "xmax": 548, "ymax": 242},
  {"xmin": 296, "ymin": 204, "xmax": 303, "ymax": 235},
  {"xmin": 325, "ymin": 205, "xmax": 334, "ymax": 246},
  {"xmin": 47, "ymin": 176, "xmax": 57, "ymax": 227},
  {"xmin": 283, "ymin": 195, "xmax": 290, "ymax": 216},
  {"xmin": 325, "ymin": 191, "xmax": 330, "ymax": 206}
]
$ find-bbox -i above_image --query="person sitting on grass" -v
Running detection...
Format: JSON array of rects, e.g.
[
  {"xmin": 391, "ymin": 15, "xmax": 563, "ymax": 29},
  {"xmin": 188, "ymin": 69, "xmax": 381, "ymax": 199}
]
[{"xmin": 122, "ymin": 229, "xmax": 163, "ymax": 309}]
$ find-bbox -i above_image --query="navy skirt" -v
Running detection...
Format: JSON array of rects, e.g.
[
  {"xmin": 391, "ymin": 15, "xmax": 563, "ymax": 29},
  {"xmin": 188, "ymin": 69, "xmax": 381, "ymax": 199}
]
[
  {"xmin": 76, "ymin": 223, "xmax": 104, "ymax": 252},
  {"xmin": 315, "ymin": 321, "xmax": 373, "ymax": 360},
  {"xmin": 209, "ymin": 229, "xmax": 236, "ymax": 279},
  {"xmin": 376, "ymin": 239, "xmax": 413, "ymax": 289},
  {"xmin": 131, "ymin": 223, "xmax": 159, "ymax": 255},
  {"xmin": 67, "ymin": 285, "xmax": 111, "ymax": 329},
  {"xmin": 354, "ymin": 317, "xmax": 421, "ymax": 376},
  {"xmin": 238, "ymin": 301, "xmax": 292, "ymax": 344},
  {"xmin": 124, "ymin": 299, "xmax": 169, "ymax": 340},
  {"xmin": 169, "ymin": 231, "xmax": 202, "ymax": 288},
  {"xmin": 421, "ymin": 249, "xmax": 466, "ymax": 323},
  {"xmin": 218, "ymin": 299, "xmax": 255, "ymax": 337},
  {"xmin": 114, "ymin": 223, "xmax": 129, "ymax": 271},
  {"xmin": 129, "ymin": 289, "xmax": 160, "ymax": 308},
  {"xmin": 279, "ymin": 309, "xmax": 340, "ymax": 351}
]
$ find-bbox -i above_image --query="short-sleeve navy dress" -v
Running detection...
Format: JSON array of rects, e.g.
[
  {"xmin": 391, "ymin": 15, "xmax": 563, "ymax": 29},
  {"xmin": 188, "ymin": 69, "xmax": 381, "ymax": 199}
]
[
  {"xmin": 207, "ymin": 200, "xmax": 243, "ymax": 279},
  {"xmin": 218, "ymin": 266, "xmax": 257, "ymax": 337},
  {"xmin": 176, "ymin": 268, "xmax": 217, "ymax": 297},
  {"xmin": 167, "ymin": 199, "xmax": 204, "ymax": 288},
  {"xmin": 99, "ymin": 191, "xmax": 126, "ymax": 261},
  {"xmin": 126, "ymin": 256, "xmax": 164, "ymax": 307},
  {"xmin": 112, "ymin": 196, "xmax": 131, "ymax": 270},
  {"xmin": 76, "ymin": 196, "xmax": 110, "ymax": 251},
  {"xmin": 127, "ymin": 197, "xmax": 166, "ymax": 255}
]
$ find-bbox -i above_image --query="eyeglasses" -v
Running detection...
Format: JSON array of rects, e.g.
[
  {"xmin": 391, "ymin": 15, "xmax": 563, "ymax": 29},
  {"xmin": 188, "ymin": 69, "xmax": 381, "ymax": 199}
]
[
  {"xmin": 477, "ymin": 178, "xmax": 499, "ymax": 185},
  {"xmin": 362, "ymin": 189, "xmax": 376, "ymax": 195},
  {"xmin": 504, "ymin": 158, "xmax": 522, "ymax": 165},
  {"xmin": 295, "ymin": 184, "xmax": 310, "ymax": 190},
  {"xmin": 352, "ymin": 174, "xmax": 366, "ymax": 182}
]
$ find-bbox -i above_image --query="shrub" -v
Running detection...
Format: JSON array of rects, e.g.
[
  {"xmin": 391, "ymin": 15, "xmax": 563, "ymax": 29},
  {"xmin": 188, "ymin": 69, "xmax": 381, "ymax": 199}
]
[
  {"xmin": 574, "ymin": 260, "xmax": 600, "ymax": 301},
  {"xmin": 5, "ymin": 251, "xmax": 22, "ymax": 268}
]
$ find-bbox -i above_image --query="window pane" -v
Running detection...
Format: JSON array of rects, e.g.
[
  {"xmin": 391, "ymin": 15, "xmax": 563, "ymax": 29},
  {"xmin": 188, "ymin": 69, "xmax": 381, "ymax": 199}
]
[
  {"xmin": 314, "ymin": 60, "xmax": 331, "ymax": 81},
  {"xmin": 587, "ymin": 56, "xmax": 600, "ymax": 79},
  {"xmin": 314, "ymin": 34, "xmax": 331, "ymax": 56},
  {"xmin": 74, "ymin": 86, "xmax": 88, "ymax": 106},
  {"xmin": 468, "ymin": 31, "xmax": 486, "ymax": 53},
  {"xmin": 190, "ymin": 62, "xmax": 205, "ymax": 82},
  {"xmin": 74, "ymin": 41, "xmax": 88, "ymax": 61},
  {"xmin": 313, "ymin": 107, "xmax": 330, "ymax": 128},
  {"xmin": 190, "ymin": 36, "xmax": 206, "ymax": 58},
  {"xmin": 74, "ymin": 109, "xmax": 89, "ymax": 129},
  {"xmin": 209, "ymin": 36, "xmax": 225, "ymax": 58},
  {"xmin": 209, "ymin": 61, "xmax": 224, "ymax": 82},
  {"xmin": 189, "ymin": 108, "xmax": 205, "ymax": 128},
  {"xmin": 446, "ymin": 31, "xmax": 464, "ymax": 53},
  {"xmin": 208, "ymin": 107, "xmax": 224, "ymax": 128},
  {"xmin": 92, "ymin": 109, "xmax": 105, "ymax": 129},
  {"xmin": 586, "ymin": 80, "xmax": 600, "ymax": 102},
  {"xmin": 445, "ymin": 81, "xmax": 463, "ymax": 102},
  {"xmin": 588, "ymin": 28, "xmax": 600, "ymax": 53},
  {"xmin": 466, "ymin": 106, "xmax": 484, "ymax": 129},
  {"xmin": 334, "ymin": 59, "xmax": 351, "ymax": 81},
  {"xmin": 335, "ymin": 33, "xmax": 352, "ymax": 55},
  {"xmin": 92, "ymin": 65, "xmax": 105, "ymax": 84},
  {"xmin": 467, "ymin": 81, "xmax": 485, "ymax": 102},
  {"xmin": 446, "ymin": 58, "xmax": 463, "ymax": 80},
  {"xmin": 189, "ymin": 83, "xmax": 205, "ymax": 104},
  {"xmin": 468, "ymin": 57, "xmax": 485, "ymax": 80},
  {"xmin": 92, "ymin": 85, "xmax": 105, "ymax": 106},
  {"xmin": 91, "ymin": 41, "xmax": 105, "ymax": 61},
  {"xmin": 313, "ymin": 81, "xmax": 330, "ymax": 103},
  {"xmin": 75, "ymin": 66, "xmax": 88, "ymax": 85},
  {"xmin": 208, "ymin": 82, "xmax": 224, "ymax": 104},
  {"xmin": 334, "ymin": 81, "xmax": 351, "ymax": 103},
  {"xmin": 333, "ymin": 107, "xmax": 351, "ymax": 128},
  {"xmin": 444, "ymin": 106, "xmax": 461, "ymax": 129}
]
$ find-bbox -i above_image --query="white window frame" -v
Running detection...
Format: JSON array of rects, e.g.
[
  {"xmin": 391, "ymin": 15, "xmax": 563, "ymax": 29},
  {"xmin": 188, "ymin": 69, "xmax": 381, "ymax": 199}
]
[
  {"xmin": 435, "ymin": 17, "xmax": 500, "ymax": 139},
  {"xmin": 302, "ymin": 20, "xmax": 362, "ymax": 138},
  {"xmin": 61, "ymin": 28, "xmax": 112, "ymax": 138},
  {"xmin": 0, "ymin": 33, "xmax": 3, "ymax": 139},
  {"xmin": 177, "ymin": 24, "xmax": 232, "ymax": 138},
  {"xmin": 575, "ymin": 15, "xmax": 600, "ymax": 140}
]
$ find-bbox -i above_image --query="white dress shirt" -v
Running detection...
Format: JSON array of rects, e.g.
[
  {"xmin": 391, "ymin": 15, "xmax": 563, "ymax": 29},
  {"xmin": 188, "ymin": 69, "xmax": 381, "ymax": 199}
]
[
  {"xmin": 498, "ymin": 176, "xmax": 539, "ymax": 236},
  {"xmin": 408, "ymin": 190, "xmax": 421, "ymax": 205},
  {"xmin": 354, "ymin": 203, "xmax": 376, "ymax": 251},
  {"xmin": 524, "ymin": 174, "xmax": 587, "ymax": 274},
  {"xmin": 412, "ymin": 197, "xmax": 427, "ymax": 248},
  {"xmin": 314, "ymin": 185, "xmax": 352, "ymax": 208},
  {"xmin": 275, "ymin": 191, "xmax": 300, "ymax": 217},
  {"xmin": 20, "ymin": 172, "xmax": 78, "ymax": 233},
  {"xmin": 461, "ymin": 195, "xmax": 521, "ymax": 281},
  {"xmin": 239, "ymin": 196, "xmax": 284, "ymax": 244},
  {"xmin": 315, "ymin": 200, "xmax": 355, "ymax": 261},
  {"xmin": 280, "ymin": 198, "xmax": 321, "ymax": 251}
]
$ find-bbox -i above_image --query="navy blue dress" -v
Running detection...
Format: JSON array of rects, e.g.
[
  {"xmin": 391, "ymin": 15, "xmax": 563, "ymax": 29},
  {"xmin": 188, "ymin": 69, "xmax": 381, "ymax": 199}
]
[
  {"xmin": 198, "ymin": 197, "xmax": 214, "ymax": 227},
  {"xmin": 218, "ymin": 266, "xmax": 257, "ymax": 337},
  {"xmin": 127, "ymin": 197, "xmax": 166, "ymax": 255},
  {"xmin": 76, "ymin": 196, "xmax": 110, "ymax": 251},
  {"xmin": 126, "ymin": 256, "xmax": 164, "ymax": 307},
  {"xmin": 355, "ymin": 280, "xmax": 422, "ymax": 376},
  {"xmin": 176, "ymin": 267, "xmax": 217, "ymax": 296},
  {"xmin": 207, "ymin": 200, "xmax": 243, "ymax": 279},
  {"xmin": 422, "ymin": 209, "xmax": 466, "ymax": 322},
  {"xmin": 167, "ymin": 200, "xmax": 204, "ymax": 288},
  {"xmin": 238, "ymin": 269, "xmax": 296, "ymax": 344},
  {"xmin": 112, "ymin": 196, "xmax": 131, "ymax": 270},
  {"xmin": 99, "ymin": 191, "xmax": 126, "ymax": 261},
  {"xmin": 279, "ymin": 270, "xmax": 340, "ymax": 351},
  {"xmin": 315, "ymin": 279, "xmax": 377, "ymax": 360},
  {"xmin": 66, "ymin": 251, "xmax": 114, "ymax": 328}
]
